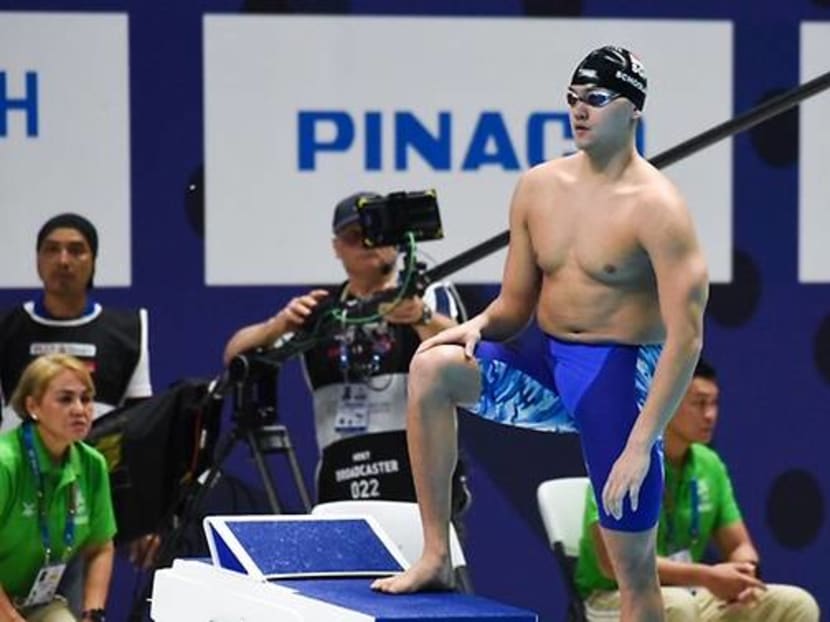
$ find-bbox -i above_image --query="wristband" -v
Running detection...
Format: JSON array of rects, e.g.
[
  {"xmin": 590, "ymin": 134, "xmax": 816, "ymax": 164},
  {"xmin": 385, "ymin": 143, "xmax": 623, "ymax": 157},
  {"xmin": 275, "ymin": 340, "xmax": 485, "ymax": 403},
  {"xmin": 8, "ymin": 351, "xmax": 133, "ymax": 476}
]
[
  {"xmin": 416, "ymin": 304, "xmax": 433, "ymax": 326},
  {"xmin": 82, "ymin": 608, "xmax": 106, "ymax": 622}
]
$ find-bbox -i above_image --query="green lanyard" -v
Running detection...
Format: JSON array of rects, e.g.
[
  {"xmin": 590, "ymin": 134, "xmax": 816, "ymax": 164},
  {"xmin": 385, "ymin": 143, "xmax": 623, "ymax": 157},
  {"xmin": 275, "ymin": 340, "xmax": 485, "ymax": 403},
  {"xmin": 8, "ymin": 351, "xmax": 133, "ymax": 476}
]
[{"xmin": 664, "ymin": 462, "xmax": 700, "ymax": 552}]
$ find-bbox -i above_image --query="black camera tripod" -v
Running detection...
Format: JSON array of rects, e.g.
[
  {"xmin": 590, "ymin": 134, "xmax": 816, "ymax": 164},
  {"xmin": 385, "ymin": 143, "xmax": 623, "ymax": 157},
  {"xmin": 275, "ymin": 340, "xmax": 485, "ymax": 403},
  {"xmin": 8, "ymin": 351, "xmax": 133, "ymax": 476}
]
[
  {"xmin": 128, "ymin": 351, "xmax": 314, "ymax": 621},
  {"xmin": 224, "ymin": 364, "xmax": 312, "ymax": 514}
]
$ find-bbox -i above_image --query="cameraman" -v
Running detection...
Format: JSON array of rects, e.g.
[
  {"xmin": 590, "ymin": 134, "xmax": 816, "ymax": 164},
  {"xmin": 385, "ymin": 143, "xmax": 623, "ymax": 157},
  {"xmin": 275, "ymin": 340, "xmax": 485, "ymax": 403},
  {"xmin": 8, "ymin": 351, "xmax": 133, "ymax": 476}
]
[{"xmin": 223, "ymin": 192, "xmax": 470, "ymax": 517}]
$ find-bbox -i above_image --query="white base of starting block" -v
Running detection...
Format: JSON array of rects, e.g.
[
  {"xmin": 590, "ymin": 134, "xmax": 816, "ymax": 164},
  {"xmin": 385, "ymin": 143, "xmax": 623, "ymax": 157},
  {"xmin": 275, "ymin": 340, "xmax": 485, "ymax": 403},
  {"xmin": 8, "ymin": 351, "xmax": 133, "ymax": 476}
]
[{"xmin": 150, "ymin": 515, "xmax": 538, "ymax": 621}]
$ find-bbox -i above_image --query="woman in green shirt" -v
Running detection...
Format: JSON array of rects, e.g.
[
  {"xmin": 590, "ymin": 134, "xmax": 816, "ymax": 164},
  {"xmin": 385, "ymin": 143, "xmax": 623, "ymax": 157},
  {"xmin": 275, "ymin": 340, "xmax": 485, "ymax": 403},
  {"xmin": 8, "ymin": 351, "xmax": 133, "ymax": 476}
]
[{"xmin": 0, "ymin": 354, "xmax": 116, "ymax": 622}]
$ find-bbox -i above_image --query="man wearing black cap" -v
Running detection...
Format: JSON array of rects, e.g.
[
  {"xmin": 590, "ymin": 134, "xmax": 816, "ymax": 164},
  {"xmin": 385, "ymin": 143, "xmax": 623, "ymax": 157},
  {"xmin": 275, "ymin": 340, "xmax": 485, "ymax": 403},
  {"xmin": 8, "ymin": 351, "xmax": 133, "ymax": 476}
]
[
  {"xmin": 224, "ymin": 192, "xmax": 470, "ymax": 525},
  {"xmin": 372, "ymin": 45, "xmax": 708, "ymax": 622},
  {"xmin": 0, "ymin": 213, "xmax": 152, "ymax": 429}
]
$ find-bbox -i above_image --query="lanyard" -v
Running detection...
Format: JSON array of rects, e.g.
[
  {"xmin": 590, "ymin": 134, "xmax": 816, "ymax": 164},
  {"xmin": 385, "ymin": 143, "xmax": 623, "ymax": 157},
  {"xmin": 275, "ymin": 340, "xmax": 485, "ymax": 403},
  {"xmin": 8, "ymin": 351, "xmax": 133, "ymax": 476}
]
[
  {"xmin": 690, "ymin": 478, "xmax": 700, "ymax": 541},
  {"xmin": 21, "ymin": 423, "xmax": 77, "ymax": 564},
  {"xmin": 665, "ymin": 474, "xmax": 700, "ymax": 550}
]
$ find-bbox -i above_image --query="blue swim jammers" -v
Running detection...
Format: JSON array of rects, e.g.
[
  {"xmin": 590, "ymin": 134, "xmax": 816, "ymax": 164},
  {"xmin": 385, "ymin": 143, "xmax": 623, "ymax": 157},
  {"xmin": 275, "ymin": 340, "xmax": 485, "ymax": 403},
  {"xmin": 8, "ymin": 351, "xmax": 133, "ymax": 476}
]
[{"xmin": 467, "ymin": 335, "xmax": 664, "ymax": 532}]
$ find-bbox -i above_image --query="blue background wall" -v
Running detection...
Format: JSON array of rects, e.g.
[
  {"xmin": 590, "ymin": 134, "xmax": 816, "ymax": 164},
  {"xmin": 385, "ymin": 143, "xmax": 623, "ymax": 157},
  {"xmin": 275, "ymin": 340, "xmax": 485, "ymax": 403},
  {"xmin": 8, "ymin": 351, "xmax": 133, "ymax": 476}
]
[{"xmin": 1, "ymin": 1, "xmax": 829, "ymax": 620}]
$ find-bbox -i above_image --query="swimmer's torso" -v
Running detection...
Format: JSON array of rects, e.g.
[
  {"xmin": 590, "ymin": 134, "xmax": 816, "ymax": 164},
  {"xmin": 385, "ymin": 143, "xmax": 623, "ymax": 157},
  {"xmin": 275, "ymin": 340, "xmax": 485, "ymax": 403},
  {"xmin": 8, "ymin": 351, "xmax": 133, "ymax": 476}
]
[{"xmin": 526, "ymin": 154, "xmax": 668, "ymax": 344}]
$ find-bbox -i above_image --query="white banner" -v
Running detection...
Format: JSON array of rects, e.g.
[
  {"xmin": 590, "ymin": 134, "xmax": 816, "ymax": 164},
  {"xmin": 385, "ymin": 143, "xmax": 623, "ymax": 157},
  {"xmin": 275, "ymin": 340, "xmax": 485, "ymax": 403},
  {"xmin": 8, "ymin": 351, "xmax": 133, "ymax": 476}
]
[
  {"xmin": 0, "ymin": 12, "xmax": 131, "ymax": 288},
  {"xmin": 799, "ymin": 23, "xmax": 830, "ymax": 283},
  {"xmin": 204, "ymin": 16, "xmax": 732, "ymax": 285}
]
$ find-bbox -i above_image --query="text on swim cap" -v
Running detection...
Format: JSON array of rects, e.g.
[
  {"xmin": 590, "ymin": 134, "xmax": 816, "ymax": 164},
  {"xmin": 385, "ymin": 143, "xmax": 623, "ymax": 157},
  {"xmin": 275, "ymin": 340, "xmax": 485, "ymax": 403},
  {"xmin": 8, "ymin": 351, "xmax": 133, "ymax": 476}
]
[{"xmin": 615, "ymin": 70, "xmax": 646, "ymax": 93}]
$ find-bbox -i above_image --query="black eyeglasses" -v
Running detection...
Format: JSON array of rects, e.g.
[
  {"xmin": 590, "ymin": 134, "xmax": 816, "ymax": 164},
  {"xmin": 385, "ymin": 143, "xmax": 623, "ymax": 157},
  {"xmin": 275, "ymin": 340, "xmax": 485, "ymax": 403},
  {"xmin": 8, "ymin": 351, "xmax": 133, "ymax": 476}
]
[{"xmin": 566, "ymin": 88, "xmax": 622, "ymax": 108}]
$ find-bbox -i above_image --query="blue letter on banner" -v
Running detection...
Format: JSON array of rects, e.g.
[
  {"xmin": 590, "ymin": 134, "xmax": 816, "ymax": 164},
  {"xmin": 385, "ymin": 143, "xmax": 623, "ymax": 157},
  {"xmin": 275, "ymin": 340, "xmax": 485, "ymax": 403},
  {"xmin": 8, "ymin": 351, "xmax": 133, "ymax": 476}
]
[
  {"xmin": 298, "ymin": 111, "xmax": 354, "ymax": 170},
  {"xmin": 0, "ymin": 71, "xmax": 39, "ymax": 137}
]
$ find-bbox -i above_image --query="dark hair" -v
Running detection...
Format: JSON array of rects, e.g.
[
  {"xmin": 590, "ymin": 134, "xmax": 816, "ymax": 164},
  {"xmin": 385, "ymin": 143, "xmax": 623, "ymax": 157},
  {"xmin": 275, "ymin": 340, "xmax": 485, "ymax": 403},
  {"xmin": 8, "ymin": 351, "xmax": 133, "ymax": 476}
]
[
  {"xmin": 36, "ymin": 213, "xmax": 98, "ymax": 289},
  {"xmin": 693, "ymin": 357, "xmax": 717, "ymax": 381},
  {"xmin": 37, "ymin": 213, "xmax": 99, "ymax": 258}
]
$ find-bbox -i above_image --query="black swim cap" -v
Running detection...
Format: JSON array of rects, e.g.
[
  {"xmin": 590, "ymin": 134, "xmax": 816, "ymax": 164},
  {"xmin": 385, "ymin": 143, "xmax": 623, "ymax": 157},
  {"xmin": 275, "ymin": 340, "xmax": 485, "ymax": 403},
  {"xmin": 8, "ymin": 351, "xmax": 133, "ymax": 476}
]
[{"xmin": 571, "ymin": 45, "xmax": 647, "ymax": 110}]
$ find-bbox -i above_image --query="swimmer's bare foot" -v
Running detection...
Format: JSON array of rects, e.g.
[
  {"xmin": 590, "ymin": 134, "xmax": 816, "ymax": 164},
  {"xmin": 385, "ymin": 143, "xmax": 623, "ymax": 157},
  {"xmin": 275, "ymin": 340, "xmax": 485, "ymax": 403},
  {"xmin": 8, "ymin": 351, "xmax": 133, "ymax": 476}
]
[{"xmin": 370, "ymin": 555, "xmax": 454, "ymax": 594}]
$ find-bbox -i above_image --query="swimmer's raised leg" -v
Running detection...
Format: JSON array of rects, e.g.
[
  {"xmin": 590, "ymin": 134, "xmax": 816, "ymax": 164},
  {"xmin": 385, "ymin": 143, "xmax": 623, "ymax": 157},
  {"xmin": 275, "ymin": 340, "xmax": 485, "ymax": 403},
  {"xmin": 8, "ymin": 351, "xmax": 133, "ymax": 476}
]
[{"xmin": 371, "ymin": 344, "xmax": 479, "ymax": 594}]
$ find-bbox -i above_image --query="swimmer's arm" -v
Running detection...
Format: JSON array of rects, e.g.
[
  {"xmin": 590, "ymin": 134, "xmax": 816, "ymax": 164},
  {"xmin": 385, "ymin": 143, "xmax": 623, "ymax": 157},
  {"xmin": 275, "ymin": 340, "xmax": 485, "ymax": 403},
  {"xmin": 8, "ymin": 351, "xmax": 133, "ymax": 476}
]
[
  {"xmin": 626, "ymin": 193, "xmax": 709, "ymax": 450},
  {"xmin": 600, "ymin": 191, "xmax": 708, "ymax": 519},
  {"xmin": 477, "ymin": 173, "xmax": 543, "ymax": 341}
]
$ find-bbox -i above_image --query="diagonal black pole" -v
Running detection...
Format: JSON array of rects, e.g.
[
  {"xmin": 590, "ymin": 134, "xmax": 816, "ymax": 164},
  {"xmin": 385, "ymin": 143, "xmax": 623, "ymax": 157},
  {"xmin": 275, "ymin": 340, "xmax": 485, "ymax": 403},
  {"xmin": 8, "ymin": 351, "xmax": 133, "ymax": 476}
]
[
  {"xmin": 222, "ymin": 70, "xmax": 830, "ymax": 401},
  {"xmin": 426, "ymin": 69, "xmax": 830, "ymax": 283}
]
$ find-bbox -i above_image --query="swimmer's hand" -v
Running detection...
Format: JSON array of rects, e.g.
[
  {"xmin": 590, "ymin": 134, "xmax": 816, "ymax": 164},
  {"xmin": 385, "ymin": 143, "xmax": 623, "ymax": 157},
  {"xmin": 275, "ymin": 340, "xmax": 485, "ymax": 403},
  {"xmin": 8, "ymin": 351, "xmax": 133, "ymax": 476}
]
[
  {"xmin": 416, "ymin": 320, "xmax": 482, "ymax": 358},
  {"xmin": 601, "ymin": 443, "xmax": 652, "ymax": 520}
]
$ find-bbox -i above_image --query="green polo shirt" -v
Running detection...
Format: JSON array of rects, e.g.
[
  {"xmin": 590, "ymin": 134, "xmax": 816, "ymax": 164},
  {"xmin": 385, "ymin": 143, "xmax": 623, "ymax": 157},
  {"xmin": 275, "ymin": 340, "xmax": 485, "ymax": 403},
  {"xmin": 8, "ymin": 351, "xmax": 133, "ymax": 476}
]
[
  {"xmin": 0, "ymin": 425, "xmax": 117, "ymax": 600},
  {"xmin": 574, "ymin": 443, "xmax": 742, "ymax": 597}
]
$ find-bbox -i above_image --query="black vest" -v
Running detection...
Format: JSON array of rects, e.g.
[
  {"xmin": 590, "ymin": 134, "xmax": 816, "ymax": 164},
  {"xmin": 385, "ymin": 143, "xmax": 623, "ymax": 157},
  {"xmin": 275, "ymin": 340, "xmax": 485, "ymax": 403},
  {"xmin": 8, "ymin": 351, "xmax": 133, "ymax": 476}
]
[{"xmin": 0, "ymin": 304, "xmax": 142, "ymax": 409}]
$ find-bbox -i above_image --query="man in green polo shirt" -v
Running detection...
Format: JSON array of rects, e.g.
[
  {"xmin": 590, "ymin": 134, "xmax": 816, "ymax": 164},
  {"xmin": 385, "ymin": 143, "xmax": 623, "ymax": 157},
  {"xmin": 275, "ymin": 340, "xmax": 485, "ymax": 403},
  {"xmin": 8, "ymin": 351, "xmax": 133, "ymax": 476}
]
[{"xmin": 574, "ymin": 358, "xmax": 819, "ymax": 621}]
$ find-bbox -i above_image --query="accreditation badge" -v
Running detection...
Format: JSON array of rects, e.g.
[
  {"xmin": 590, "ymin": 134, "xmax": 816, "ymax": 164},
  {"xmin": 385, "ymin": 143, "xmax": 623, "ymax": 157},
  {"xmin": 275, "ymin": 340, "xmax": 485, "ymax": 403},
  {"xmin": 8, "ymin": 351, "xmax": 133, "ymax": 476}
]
[
  {"xmin": 667, "ymin": 550, "xmax": 700, "ymax": 594},
  {"xmin": 22, "ymin": 562, "xmax": 66, "ymax": 607},
  {"xmin": 668, "ymin": 549, "xmax": 692, "ymax": 563},
  {"xmin": 335, "ymin": 384, "xmax": 369, "ymax": 433}
]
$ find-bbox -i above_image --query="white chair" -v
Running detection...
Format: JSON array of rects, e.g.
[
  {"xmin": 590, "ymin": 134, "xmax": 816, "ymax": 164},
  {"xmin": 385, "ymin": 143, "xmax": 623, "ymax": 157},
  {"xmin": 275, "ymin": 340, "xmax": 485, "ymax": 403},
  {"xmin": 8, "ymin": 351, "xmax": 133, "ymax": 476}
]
[
  {"xmin": 311, "ymin": 499, "xmax": 471, "ymax": 591},
  {"xmin": 537, "ymin": 477, "xmax": 591, "ymax": 622}
]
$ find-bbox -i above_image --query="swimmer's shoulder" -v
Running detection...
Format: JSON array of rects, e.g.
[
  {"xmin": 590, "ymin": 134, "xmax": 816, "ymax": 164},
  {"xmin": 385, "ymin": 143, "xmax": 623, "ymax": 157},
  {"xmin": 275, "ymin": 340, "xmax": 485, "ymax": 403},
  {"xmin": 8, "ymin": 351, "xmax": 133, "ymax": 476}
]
[
  {"xmin": 634, "ymin": 157, "xmax": 683, "ymax": 200},
  {"xmin": 519, "ymin": 153, "xmax": 580, "ymax": 191}
]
